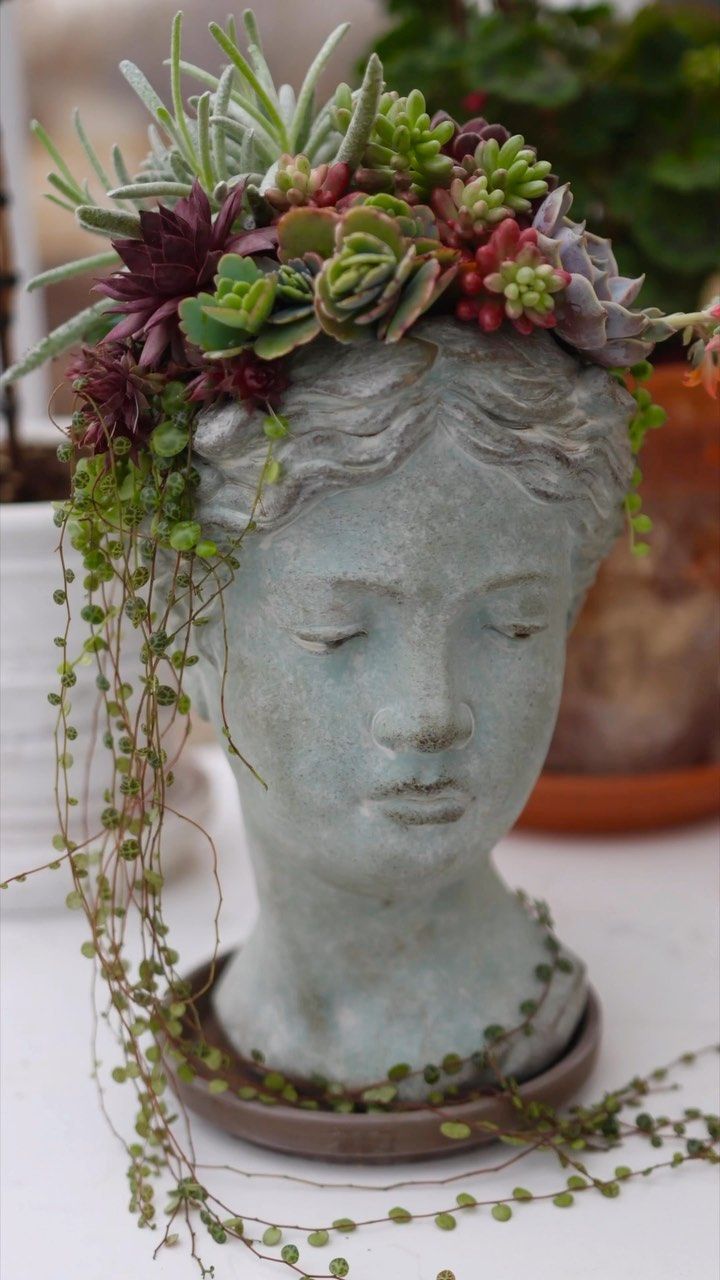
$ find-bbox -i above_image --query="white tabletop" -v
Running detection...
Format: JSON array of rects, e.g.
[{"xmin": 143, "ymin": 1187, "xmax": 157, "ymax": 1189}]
[{"xmin": 2, "ymin": 747, "xmax": 718, "ymax": 1280}]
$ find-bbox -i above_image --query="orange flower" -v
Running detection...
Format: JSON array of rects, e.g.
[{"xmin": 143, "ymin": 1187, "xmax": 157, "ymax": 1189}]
[{"xmin": 685, "ymin": 332, "xmax": 720, "ymax": 399}]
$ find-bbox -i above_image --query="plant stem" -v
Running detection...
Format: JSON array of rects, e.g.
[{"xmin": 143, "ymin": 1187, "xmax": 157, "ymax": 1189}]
[{"xmin": 663, "ymin": 309, "xmax": 717, "ymax": 331}]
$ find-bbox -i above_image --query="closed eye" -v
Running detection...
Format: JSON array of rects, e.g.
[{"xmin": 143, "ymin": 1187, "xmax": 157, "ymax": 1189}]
[{"xmin": 290, "ymin": 628, "xmax": 367, "ymax": 655}]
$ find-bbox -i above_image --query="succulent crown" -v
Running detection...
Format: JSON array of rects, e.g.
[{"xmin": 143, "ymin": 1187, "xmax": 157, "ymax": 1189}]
[{"xmin": 1, "ymin": 8, "xmax": 716, "ymax": 411}]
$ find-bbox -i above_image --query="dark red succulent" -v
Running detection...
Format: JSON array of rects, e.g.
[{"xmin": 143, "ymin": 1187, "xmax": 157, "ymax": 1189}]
[
  {"xmin": 455, "ymin": 220, "xmax": 571, "ymax": 336},
  {"xmin": 67, "ymin": 343, "xmax": 161, "ymax": 454},
  {"xmin": 186, "ymin": 352, "xmax": 288, "ymax": 408},
  {"xmin": 312, "ymin": 161, "xmax": 353, "ymax": 209},
  {"xmin": 433, "ymin": 112, "xmax": 512, "ymax": 167},
  {"xmin": 95, "ymin": 180, "xmax": 250, "ymax": 369}
]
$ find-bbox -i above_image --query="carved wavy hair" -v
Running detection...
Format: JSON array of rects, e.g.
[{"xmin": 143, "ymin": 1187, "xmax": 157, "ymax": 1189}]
[{"xmin": 193, "ymin": 316, "xmax": 635, "ymax": 621}]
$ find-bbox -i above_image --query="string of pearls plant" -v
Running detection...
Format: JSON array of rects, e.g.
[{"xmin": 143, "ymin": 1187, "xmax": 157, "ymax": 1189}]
[{"xmin": 1, "ymin": 11, "xmax": 718, "ymax": 1278}]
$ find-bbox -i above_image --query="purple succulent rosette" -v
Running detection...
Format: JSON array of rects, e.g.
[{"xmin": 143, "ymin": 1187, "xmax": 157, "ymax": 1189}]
[{"xmin": 532, "ymin": 185, "xmax": 674, "ymax": 367}]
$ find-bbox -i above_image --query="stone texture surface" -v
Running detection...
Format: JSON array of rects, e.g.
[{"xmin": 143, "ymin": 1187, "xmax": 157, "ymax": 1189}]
[{"xmin": 188, "ymin": 320, "xmax": 633, "ymax": 1093}]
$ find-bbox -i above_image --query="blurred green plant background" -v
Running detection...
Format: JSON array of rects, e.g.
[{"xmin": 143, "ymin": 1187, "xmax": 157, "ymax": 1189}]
[{"xmin": 366, "ymin": 0, "xmax": 720, "ymax": 313}]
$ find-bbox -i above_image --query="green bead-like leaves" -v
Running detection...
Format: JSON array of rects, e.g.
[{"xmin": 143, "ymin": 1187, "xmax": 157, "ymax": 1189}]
[
  {"xmin": 553, "ymin": 1192, "xmax": 575, "ymax": 1208},
  {"xmin": 440, "ymin": 1121, "xmax": 472, "ymax": 1141},
  {"xmin": 388, "ymin": 1206, "xmax": 412, "ymax": 1224},
  {"xmin": 168, "ymin": 521, "xmax": 201, "ymax": 552},
  {"xmin": 492, "ymin": 1203, "xmax": 512, "ymax": 1222},
  {"xmin": 362, "ymin": 1083, "xmax": 398, "ymax": 1105},
  {"xmin": 150, "ymin": 420, "xmax": 189, "ymax": 457},
  {"xmin": 434, "ymin": 1212, "xmax": 457, "ymax": 1231}
]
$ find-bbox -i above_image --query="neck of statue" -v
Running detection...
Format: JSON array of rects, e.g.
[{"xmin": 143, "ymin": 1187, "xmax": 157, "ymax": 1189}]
[
  {"xmin": 212, "ymin": 812, "xmax": 577, "ymax": 1090},
  {"xmin": 248, "ymin": 825, "xmax": 513, "ymax": 982}
]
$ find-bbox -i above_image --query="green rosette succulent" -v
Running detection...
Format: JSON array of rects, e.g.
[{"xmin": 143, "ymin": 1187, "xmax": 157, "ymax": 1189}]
[
  {"xmin": 277, "ymin": 205, "xmax": 457, "ymax": 343},
  {"xmin": 458, "ymin": 135, "xmax": 552, "ymax": 214},
  {"xmin": 179, "ymin": 255, "xmax": 277, "ymax": 357},
  {"xmin": 333, "ymin": 87, "xmax": 454, "ymax": 197},
  {"xmin": 349, "ymin": 193, "xmax": 456, "ymax": 261},
  {"xmin": 319, "ymin": 207, "xmax": 456, "ymax": 342},
  {"xmin": 254, "ymin": 257, "xmax": 323, "ymax": 360}
]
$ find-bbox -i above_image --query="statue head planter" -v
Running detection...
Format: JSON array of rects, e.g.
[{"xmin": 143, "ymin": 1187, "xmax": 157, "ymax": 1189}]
[
  {"xmin": 2, "ymin": 8, "xmax": 718, "ymax": 1264},
  {"xmin": 188, "ymin": 317, "xmax": 633, "ymax": 1090}
]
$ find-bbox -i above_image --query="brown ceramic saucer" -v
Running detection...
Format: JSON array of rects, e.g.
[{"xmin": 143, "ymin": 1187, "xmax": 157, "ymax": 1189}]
[{"xmin": 165, "ymin": 954, "xmax": 602, "ymax": 1165}]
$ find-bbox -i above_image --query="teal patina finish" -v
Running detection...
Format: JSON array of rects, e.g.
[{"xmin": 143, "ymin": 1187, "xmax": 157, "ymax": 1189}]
[{"xmin": 190, "ymin": 318, "xmax": 634, "ymax": 1093}]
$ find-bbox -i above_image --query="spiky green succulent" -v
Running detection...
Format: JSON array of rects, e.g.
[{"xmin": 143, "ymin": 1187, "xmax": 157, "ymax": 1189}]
[
  {"xmin": 458, "ymin": 135, "xmax": 552, "ymax": 214},
  {"xmin": 333, "ymin": 88, "xmax": 454, "ymax": 197},
  {"xmin": 179, "ymin": 255, "xmax": 277, "ymax": 357}
]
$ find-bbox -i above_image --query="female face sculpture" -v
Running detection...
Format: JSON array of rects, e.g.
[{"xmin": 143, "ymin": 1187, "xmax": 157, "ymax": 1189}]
[{"xmin": 190, "ymin": 318, "xmax": 633, "ymax": 1089}]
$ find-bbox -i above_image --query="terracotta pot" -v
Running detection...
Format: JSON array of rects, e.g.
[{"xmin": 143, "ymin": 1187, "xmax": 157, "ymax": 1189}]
[{"xmin": 520, "ymin": 364, "xmax": 720, "ymax": 833}]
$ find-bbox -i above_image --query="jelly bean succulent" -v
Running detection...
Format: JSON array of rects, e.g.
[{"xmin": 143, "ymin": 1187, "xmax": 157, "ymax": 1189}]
[
  {"xmin": 456, "ymin": 134, "xmax": 553, "ymax": 213},
  {"xmin": 0, "ymin": 11, "xmax": 718, "ymax": 1280},
  {"xmin": 476, "ymin": 223, "xmax": 571, "ymax": 335},
  {"xmin": 333, "ymin": 86, "xmax": 454, "ymax": 197},
  {"xmin": 265, "ymin": 155, "xmax": 352, "ymax": 212}
]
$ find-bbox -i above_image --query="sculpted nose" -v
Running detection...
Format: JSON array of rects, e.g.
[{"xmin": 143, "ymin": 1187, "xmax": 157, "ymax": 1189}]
[
  {"xmin": 371, "ymin": 700, "xmax": 474, "ymax": 754},
  {"xmin": 370, "ymin": 616, "xmax": 474, "ymax": 754}
]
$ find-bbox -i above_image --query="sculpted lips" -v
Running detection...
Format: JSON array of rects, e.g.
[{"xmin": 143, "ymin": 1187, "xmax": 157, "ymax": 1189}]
[{"xmin": 369, "ymin": 779, "xmax": 473, "ymax": 826}]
